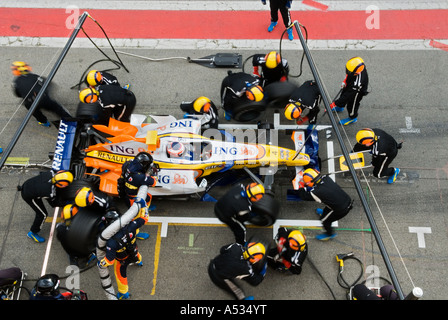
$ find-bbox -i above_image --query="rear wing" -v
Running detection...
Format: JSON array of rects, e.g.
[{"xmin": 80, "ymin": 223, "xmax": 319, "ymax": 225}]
[{"xmin": 51, "ymin": 120, "xmax": 77, "ymax": 172}]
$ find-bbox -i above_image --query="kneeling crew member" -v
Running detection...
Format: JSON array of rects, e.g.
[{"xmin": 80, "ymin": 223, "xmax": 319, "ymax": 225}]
[
  {"xmin": 267, "ymin": 227, "xmax": 308, "ymax": 274},
  {"xmin": 353, "ymin": 128, "xmax": 401, "ymax": 184},
  {"xmin": 208, "ymin": 241, "xmax": 267, "ymax": 300},
  {"xmin": 214, "ymin": 183, "xmax": 265, "ymax": 245}
]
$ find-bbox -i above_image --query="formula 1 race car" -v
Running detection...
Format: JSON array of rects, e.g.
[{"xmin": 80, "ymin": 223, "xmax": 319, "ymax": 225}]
[{"xmin": 52, "ymin": 106, "xmax": 317, "ymax": 201}]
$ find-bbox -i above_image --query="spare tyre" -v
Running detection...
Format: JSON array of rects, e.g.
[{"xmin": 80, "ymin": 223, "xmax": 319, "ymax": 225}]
[
  {"xmin": 263, "ymin": 81, "xmax": 298, "ymax": 109},
  {"xmin": 249, "ymin": 193, "xmax": 280, "ymax": 226}
]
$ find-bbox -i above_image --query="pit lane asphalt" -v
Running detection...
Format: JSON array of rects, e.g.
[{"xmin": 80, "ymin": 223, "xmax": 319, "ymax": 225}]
[{"xmin": 0, "ymin": 46, "xmax": 447, "ymax": 301}]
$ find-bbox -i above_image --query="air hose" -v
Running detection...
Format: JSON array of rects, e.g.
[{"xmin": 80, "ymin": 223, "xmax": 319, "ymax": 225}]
[
  {"xmin": 70, "ymin": 14, "xmax": 129, "ymax": 91},
  {"xmin": 335, "ymin": 252, "xmax": 364, "ymax": 291}
]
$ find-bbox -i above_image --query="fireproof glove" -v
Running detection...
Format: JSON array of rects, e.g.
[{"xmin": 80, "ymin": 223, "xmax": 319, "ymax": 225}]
[
  {"xmin": 98, "ymin": 258, "xmax": 113, "ymax": 269},
  {"xmin": 134, "ymin": 197, "xmax": 147, "ymax": 210},
  {"xmin": 261, "ymin": 0, "xmax": 266, "ymax": 4}
]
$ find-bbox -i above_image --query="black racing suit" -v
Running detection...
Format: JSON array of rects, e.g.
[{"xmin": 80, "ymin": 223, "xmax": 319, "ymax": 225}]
[
  {"xmin": 208, "ymin": 243, "xmax": 266, "ymax": 300},
  {"xmin": 20, "ymin": 171, "xmax": 57, "ymax": 234},
  {"xmin": 295, "ymin": 176, "xmax": 353, "ymax": 235},
  {"xmin": 252, "ymin": 54, "xmax": 289, "ymax": 87},
  {"xmin": 288, "ymin": 80, "xmax": 321, "ymax": 124},
  {"xmin": 97, "ymin": 85, "xmax": 136, "ymax": 122},
  {"xmin": 214, "ymin": 184, "xmax": 253, "ymax": 245},
  {"xmin": 334, "ymin": 67, "xmax": 369, "ymax": 119},
  {"xmin": 267, "ymin": 227, "xmax": 308, "ymax": 274},
  {"xmin": 220, "ymin": 71, "xmax": 261, "ymax": 117},
  {"xmin": 353, "ymin": 128, "xmax": 401, "ymax": 178},
  {"xmin": 12, "ymin": 73, "xmax": 72, "ymax": 124},
  {"xmin": 269, "ymin": 0, "xmax": 292, "ymax": 28}
]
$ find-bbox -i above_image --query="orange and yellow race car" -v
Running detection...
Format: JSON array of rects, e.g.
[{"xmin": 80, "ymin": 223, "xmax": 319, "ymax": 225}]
[{"xmin": 52, "ymin": 112, "xmax": 317, "ymax": 199}]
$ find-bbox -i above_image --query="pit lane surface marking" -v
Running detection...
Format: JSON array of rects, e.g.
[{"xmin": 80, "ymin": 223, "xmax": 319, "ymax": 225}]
[
  {"xmin": 3, "ymin": 1, "xmax": 448, "ymax": 11},
  {"xmin": 0, "ymin": 1, "xmax": 447, "ymax": 50}
]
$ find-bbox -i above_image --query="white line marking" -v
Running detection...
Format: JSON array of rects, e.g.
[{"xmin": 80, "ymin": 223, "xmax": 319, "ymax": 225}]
[
  {"xmin": 41, "ymin": 207, "xmax": 60, "ymax": 276},
  {"xmin": 408, "ymin": 227, "xmax": 431, "ymax": 248},
  {"xmin": 147, "ymin": 216, "xmax": 333, "ymax": 238},
  {"xmin": 1, "ymin": 37, "xmax": 443, "ymax": 50},
  {"xmin": 2, "ymin": 1, "xmax": 447, "ymax": 11},
  {"xmin": 327, "ymin": 141, "xmax": 336, "ymax": 181}
]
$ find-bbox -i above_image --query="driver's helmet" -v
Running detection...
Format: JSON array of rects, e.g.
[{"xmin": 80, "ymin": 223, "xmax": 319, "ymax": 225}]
[{"xmin": 166, "ymin": 141, "xmax": 186, "ymax": 158}]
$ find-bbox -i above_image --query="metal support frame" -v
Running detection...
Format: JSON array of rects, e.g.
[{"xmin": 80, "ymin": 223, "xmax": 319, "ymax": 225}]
[
  {"xmin": 0, "ymin": 12, "xmax": 90, "ymax": 171},
  {"xmin": 292, "ymin": 21, "xmax": 406, "ymax": 299}
]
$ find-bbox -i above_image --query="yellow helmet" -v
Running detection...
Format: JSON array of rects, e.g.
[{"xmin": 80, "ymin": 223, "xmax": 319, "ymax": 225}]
[
  {"xmin": 79, "ymin": 87, "xmax": 99, "ymax": 103},
  {"xmin": 62, "ymin": 204, "xmax": 78, "ymax": 221},
  {"xmin": 346, "ymin": 57, "xmax": 365, "ymax": 75},
  {"xmin": 193, "ymin": 96, "xmax": 211, "ymax": 113},
  {"xmin": 284, "ymin": 102, "xmax": 302, "ymax": 120},
  {"xmin": 246, "ymin": 85, "xmax": 264, "ymax": 102},
  {"xmin": 356, "ymin": 128, "xmax": 376, "ymax": 146},
  {"xmin": 86, "ymin": 70, "xmax": 103, "ymax": 86},
  {"xmin": 243, "ymin": 242, "xmax": 266, "ymax": 264},
  {"xmin": 302, "ymin": 168, "xmax": 321, "ymax": 187},
  {"xmin": 265, "ymin": 51, "xmax": 281, "ymax": 69},
  {"xmin": 74, "ymin": 187, "xmax": 95, "ymax": 207},
  {"xmin": 51, "ymin": 170, "xmax": 73, "ymax": 188},
  {"xmin": 246, "ymin": 182, "xmax": 265, "ymax": 202},
  {"xmin": 288, "ymin": 230, "xmax": 306, "ymax": 251},
  {"xmin": 11, "ymin": 61, "xmax": 32, "ymax": 76}
]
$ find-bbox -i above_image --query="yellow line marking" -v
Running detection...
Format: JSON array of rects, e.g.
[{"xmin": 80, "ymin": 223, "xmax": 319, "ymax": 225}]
[
  {"xmin": 150, "ymin": 223, "xmax": 162, "ymax": 296},
  {"xmin": 1, "ymin": 157, "xmax": 30, "ymax": 165}
]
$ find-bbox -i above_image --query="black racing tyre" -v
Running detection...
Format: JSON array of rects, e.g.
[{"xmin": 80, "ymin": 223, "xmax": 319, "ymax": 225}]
[
  {"xmin": 232, "ymin": 100, "xmax": 267, "ymax": 122},
  {"xmin": 65, "ymin": 208, "xmax": 103, "ymax": 256},
  {"xmin": 249, "ymin": 193, "xmax": 280, "ymax": 226},
  {"xmin": 263, "ymin": 81, "xmax": 298, "ymax": 108},
  {"xmin": 76, "ymin": 102, "xmax": 107, "ymax": 124}
]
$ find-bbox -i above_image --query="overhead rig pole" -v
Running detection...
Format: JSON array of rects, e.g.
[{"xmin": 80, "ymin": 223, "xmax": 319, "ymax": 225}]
[
  {"xmin": 0, "ymin": 11, "xmax": 90, "ymax": 171},
  {"xmin": 292, "ymin": 21, "xmax": 406, "ymax": 300}
]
